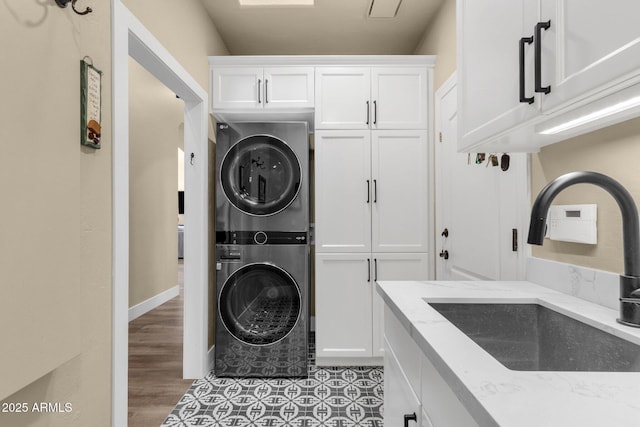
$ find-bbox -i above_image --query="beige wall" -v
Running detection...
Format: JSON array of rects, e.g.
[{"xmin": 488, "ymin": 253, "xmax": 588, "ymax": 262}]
[
  {"xmin": 0, "ymin": 0, "xmax": 112, "ymax": 425},
  {"xmin": 0, "ymin": 0, "xmax": 227, "ymax": 424},
  {"xmin": 414, "ymin": 0, "xmax": 456, "ymax": 90},
  {"xmin": 531, "ymin": 117, "xmax": 640, "ymax": 273},
  {"xmin": 128, "ymin": 59, "xmax": 184, "ymax": 307}
]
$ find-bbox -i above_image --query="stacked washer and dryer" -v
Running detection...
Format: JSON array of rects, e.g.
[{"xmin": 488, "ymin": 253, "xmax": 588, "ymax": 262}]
[{"xmin": 214, "ymin": 122, "xmax": 310, "ymax": 378}]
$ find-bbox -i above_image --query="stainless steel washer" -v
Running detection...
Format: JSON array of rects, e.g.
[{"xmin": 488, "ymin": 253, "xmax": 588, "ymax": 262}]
[
  {"xmin": 215, "ymin": 122, "xmax": 309, "ymax": 232},
  {"xmin": 214, "ymin": 232, "xmax": 309, "ymax": 377}
]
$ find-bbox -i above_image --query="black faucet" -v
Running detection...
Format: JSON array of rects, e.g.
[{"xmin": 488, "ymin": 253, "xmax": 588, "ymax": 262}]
[{"xmin": 527, "ymin": 171, "xmax": 640, "ymax": 327}]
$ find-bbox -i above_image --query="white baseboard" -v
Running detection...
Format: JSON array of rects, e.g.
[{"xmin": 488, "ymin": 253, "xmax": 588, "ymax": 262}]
[{"xmin": 128, "ymin": 285, "xmax": 180, "ymax": 322}]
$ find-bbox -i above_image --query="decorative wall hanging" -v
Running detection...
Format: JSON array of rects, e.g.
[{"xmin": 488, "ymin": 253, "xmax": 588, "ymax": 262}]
[{"xmin": 80, "ymin": 57, "xmax": 102, "ymax": 149}]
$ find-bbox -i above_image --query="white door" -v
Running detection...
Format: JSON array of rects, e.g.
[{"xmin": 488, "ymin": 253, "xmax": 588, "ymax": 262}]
[
  {"xmin": 372, "ymin": 67, "xmax": 428, "ymax": 129},
  {"xmin": 539, "ymin": 0, "xmax": 640, "ymax": 113},
  {"xmin": 457, "ymin": 0, "xmax": 539, "ymax": 150},
  {"xmin": 315, "ymin": 253, "xmax": 373, "ymax": 360},
  {"xmin": 210, "ymin": 67, "xmax": 262, "ymax": 110},
  {"xmin": 371, "ymin": 131, "xmax": 429, "ymax": 253},
  {"xmin": 436, "ymin": 76, "xmax": 527, "ymax": 281},
  {"xmin": 263, "ymin": 67, "xmax": 314, "ymax": 109},
  {"xmin": 315, "ymin": 67, "xmax": 371, "ymax": 130},
  {"xmin": 372, "ymin": 253, "xmax": 430, "ymax": 357},
  {"xmin": 315, "ymin": 131, "xmax": 372, "ymax": 252}
]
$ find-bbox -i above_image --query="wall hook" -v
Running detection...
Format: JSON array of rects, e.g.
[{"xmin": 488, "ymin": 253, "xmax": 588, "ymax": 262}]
[
  {"xmin": 190, "ymin": 153, "xmax": 195, "ymax": 165},
  {"xmin": 55, "ymin": 0, "xmax": 93, "ymax": 16}
]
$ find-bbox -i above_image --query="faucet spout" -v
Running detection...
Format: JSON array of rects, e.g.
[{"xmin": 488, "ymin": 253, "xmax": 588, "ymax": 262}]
[{"xmin": 527, "ymin": 171, "xmax": 640, "ymax": 326}]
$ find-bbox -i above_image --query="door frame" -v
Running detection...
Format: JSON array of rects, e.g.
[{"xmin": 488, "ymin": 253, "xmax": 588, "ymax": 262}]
[{"xmin": 112, "ymin": 2, "xmax": 209, "ymax": 426}]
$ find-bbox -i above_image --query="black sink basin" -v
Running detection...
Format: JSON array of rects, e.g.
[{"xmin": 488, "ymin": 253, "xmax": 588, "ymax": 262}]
[{"xmin": 428, "ymin": 302, "xmax": 640, "ymax": 372}]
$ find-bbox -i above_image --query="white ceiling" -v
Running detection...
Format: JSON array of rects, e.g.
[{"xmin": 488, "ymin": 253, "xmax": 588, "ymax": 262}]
[{"xmin": 200, "ymin": 0, "xmax": 445, "ymax": 55}]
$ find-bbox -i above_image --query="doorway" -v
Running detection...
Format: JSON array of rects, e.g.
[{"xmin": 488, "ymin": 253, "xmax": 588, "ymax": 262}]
[{"xmin": 112, "ymin": 2, "xmax": 209, "ymax": 426}]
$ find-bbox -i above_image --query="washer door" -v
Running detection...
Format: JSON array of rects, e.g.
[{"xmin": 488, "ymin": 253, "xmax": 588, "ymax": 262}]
[
  {"xmin": 220, "ymin": 134, "xmax": 302, "ymax": 216},
  {"xmin": 219, "ymin": 263, "xmax": 301, "ymax": 346}
]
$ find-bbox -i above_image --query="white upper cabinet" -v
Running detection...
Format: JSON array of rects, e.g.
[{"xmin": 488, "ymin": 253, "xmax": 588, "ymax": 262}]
[
  {"xmin": 372, "ymin": 68, "xmax": 429, "ymax": 129},
  {"xmin": 316, "ymin": 67, "xmax": 428, "ymax": 130},
  {"xmin": 458, "ymin": 0, "xmax": 640, "ymax": 151},
  {"xmin": 211, "ymin": 66, "xmax": 314, "ymax": 110},
  {"xmin": 371, "ymin": 131, "xmax": 429, "ymax": 253},
  {"xmin": 211, "ymin": 67, "xmax": 263, "ymax": 110},
  {"xmin": 315, "ymin": 130, "xmax": 429, "ymax": 253},
  {"xmin": 539, "ymin": 0, "xmax": 640, "ymax": 113},
  {"xmin": 457, "ymin": 0, "xmax": 539, "ymax": 150},
  {"xmin": 314, "ymin": 131, "xmax": 372, "ymax": 252}
]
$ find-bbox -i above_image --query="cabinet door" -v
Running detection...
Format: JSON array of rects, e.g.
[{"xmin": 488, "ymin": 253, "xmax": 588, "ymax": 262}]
[
  {"xmin": 384, "ymin": 337, "xmax": 421, "ymax": 427},
  {"xmin": 371, "ymin": 131, "xmax": 429, "ymax": 253},
  {"xmin": 315, "ymin": 253, "xmax": 373, "ymax": 360},
  {"xmin": 315, "ymin": 131, "xmax": 372, "ymax": 252},
  {"xmin": 263, "ymin": 67, "xmax": 314, "ymax": 109},
  {"xmin": 372, "ymin": 67, "xmax": 428, "ymax": 129},
  {"xmin": 372, "ymin": 253, "xmax": 430, "ymax": 357},
  {"xmin": 539, "ymin": 0, "xmax": 640, "ymax": 113},
  {"xmin": 211, "ymin": 67, "xmax": 262, "ymax": 110},
  {"xmin": 315, "ymin": 67, "xmax": 371, "ymax": 129},
  {"xmin": 457, "ymin": 0, "xmax": 539, "ymax": 150}
]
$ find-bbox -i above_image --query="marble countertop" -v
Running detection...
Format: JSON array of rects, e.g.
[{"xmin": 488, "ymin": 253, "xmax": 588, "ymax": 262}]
[{"xmin": 376, "ymin": 280, "xmax": 640, "ymax": 427}]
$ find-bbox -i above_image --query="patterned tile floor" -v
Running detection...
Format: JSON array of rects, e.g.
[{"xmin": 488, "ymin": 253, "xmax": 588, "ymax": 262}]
[{"xmin": 161, "ymin": 336, "xmax": 384, "ymax": 427}]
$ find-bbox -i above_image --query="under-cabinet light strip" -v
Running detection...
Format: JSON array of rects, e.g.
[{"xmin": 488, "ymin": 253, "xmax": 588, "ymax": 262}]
[{"xmin": 539, "ymin": 95, "xmax": 640, "ymax": 135}]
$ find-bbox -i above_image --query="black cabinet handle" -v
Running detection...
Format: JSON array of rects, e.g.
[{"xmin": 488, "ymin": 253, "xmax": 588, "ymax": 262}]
[
  {"xmin": 257, "ymin": 79, "xmax": 262, "ymax": 104},
  {"xmin": 367, "ymin": 258, "xmax": 371, "ymax": 282},
  {"xmin": 366, "ymin": 180, "xmax": 370, "ymax": 203},
  {"xmin": 404, "ymin": 412, "xmax": 417, "ymax": 427},
  {"xmin": 374, "ymin": 258, "xmax": 378, "ymax": 281},
  {"xmin": 519, "ymin": 36, "xmax": 534, "ymax": 104},
  {"xmin": 373, "ymin": 179, "xmax": 377, "ymax": 203},
  {"xmin": 535, "ymin": 20, "xmax": 551, "ymax": 94},
  {"xmin": 265, "ymin": 79, "xmax": 269, "ymax": 103},
  {"xmin": 373, "ymin": 100, "xmax": 377, "ymax": 124},
  {"xmin": 366, "ymin": 101, "xmax": 370, "ymax": 125}
]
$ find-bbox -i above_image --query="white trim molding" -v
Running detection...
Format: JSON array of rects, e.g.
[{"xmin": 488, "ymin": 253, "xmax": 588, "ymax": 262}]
[
  {"xmin": 112, "ymin": 1, "xmax": 209, "ymax": 425},
  {"xmin": 128, "ymin": 286, "xmax": 180, "ymax": 322}
]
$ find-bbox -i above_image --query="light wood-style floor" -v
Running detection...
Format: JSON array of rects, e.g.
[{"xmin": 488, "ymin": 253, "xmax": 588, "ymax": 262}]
[{"xmin": 128, "ymin": 261, "xmax": 193, "ymax": 427}]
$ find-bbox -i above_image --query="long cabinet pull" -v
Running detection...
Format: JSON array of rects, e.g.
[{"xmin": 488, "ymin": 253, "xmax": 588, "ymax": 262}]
[
  {"xmin": 519, "ymin": 36, "xmax": 534, "ymax": 104},
  {"xmin": 373, "ymin": 179, "xmax": 378, "ymax": 203},
  {"xmin": 373, "ymin": 100, "xmax": 377, "ymax": 124},
  {"xmin": 367, "ymin": 258, "xmax": 371, "ymax": 282},
  {"xmin": 366, "ymin": 180, "xmax": 370, "ymax": 203},
  {"xmin": 265, "ymin": 79, "xmax": 269, "ymax": 103},
  {"xmin": 374, "ymin": 258, "xmax": 378, "ymax": 281},
  {"xmin": 257, "ymin": 79, "xmax": 262, "ymax": 104},
  {"xmin": 366, "ymin": 101, "xmax": 370, "ymax": 125},
  {"xmin": 535, "ymin": 20, "xmax": 551, "ymax": 94}
]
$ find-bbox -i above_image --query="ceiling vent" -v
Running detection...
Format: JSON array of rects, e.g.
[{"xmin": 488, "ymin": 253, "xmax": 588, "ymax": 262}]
[{"xmin": 368, "ymin": 0, "xmax": 402, "ymax": 18}]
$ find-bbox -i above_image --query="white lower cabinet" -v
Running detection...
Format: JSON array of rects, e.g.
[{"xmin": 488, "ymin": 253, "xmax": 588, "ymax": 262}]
[
  {"xmin": 385, "ymin": 304, "xmax": 480, "ymax": 427},
  {"xmin": 315, "ymin": 253, "xmax": 373, "ymax": 362},
  {"xmin": 384, "ymin": 337, "xmax": 421, "ymax": 427},
  {"xmin": 315, "ymin": 253, "xmax": 429, "ymax": 365},
  {"xmin": 372, "ymin": 253, "xmax": 430, "ymax": 357}
]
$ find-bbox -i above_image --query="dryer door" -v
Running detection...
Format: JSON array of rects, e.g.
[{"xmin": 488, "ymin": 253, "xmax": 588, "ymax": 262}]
[
  {"xmin": 220, "ymin": 134, "xmax": 302, "ymax": 216},
  {"xmin": 219, "ymin": 263, "xmax": 301, "ymax": 346}
]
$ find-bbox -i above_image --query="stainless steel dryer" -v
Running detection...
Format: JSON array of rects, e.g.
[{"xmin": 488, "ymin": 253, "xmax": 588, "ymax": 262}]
[
  {"xmin": 215, "ymin": 122, "xmax": 309, "ymax": 232},
  {"xmin": 214, "ymin": 231, "xmax": 309, "ymax": 377}
]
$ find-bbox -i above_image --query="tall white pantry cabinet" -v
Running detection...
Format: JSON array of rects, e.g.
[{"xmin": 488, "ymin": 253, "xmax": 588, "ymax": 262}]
[{"xmin": 314, "ymin": 60, "xmax": 434, "ymax": 366}]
